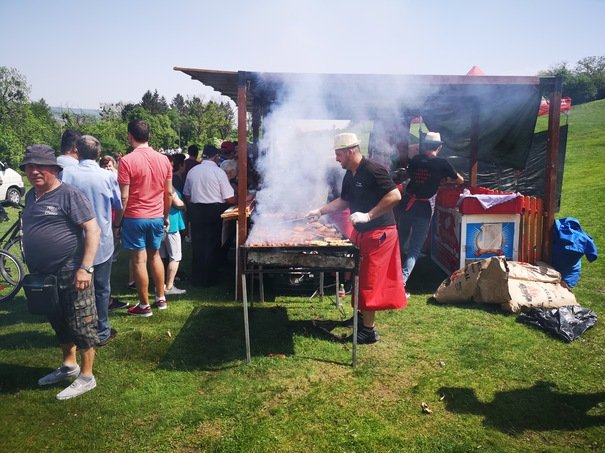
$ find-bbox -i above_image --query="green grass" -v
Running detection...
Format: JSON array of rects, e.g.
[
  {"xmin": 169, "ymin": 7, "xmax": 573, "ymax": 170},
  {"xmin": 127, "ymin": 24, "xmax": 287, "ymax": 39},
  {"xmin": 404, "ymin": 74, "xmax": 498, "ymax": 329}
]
[{"xmin": 1, "ymin": 102, "xmax": 605, "ymax": 452}]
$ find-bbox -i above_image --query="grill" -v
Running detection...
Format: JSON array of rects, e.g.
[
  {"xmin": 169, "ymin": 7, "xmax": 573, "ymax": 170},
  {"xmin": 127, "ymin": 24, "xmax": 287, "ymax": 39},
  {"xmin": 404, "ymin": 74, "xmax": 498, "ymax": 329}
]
[{"xmin": 239, "ymin": 231, "xmax": 362, "ymax": 367}]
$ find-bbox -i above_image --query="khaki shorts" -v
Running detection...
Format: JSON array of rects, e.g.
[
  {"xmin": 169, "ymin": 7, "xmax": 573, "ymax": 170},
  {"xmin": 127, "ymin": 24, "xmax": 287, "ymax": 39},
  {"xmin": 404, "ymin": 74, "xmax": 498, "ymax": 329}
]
[{"xmin": 159, "ymin": 231, "xmax": 182, "ymax": 262}]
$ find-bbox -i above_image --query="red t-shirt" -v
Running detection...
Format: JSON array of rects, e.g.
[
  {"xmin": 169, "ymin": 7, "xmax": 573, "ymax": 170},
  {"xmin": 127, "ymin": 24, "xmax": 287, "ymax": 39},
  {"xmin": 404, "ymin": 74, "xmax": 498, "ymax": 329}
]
[{"xmin": 117, "ymin": 146, "xmax": 172, "ymax": 219}]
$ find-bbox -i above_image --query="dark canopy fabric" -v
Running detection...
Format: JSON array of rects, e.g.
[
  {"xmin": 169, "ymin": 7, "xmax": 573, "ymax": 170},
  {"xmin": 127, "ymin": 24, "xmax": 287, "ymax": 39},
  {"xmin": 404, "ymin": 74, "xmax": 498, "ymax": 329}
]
[
  {"xmin": 423, "ymin": 84, "xmax": 542, "ymax": 169},
  {"xmin": 444, "ymin": 126, "xmax": 568, "ymax": 206}
]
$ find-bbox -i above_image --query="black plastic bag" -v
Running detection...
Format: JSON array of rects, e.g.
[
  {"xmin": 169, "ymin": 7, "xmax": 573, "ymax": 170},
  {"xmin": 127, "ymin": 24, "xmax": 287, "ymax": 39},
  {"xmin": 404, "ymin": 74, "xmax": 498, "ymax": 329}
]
[{"xmin": 518, "ymin": 306, "xmax": 597, "ymax": 342}]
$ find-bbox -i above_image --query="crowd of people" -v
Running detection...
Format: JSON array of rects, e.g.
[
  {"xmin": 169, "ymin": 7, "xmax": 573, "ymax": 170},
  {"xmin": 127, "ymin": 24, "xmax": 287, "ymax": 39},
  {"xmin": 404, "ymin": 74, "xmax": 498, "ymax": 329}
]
[
  {"xmin": 19, "ymin": 121, "xmax": 461, "ymax": 400},
  {"xmin": 19, "ymin": 120, "xmax": 241, "ymax": 399}
]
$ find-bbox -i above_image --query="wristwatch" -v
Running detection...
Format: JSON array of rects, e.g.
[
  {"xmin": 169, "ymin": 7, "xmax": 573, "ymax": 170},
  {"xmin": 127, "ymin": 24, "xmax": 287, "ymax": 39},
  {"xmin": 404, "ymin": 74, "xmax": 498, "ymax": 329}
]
[{"xmin": 80, "ymin": 264, "xmax": 94, "ymax": 274}]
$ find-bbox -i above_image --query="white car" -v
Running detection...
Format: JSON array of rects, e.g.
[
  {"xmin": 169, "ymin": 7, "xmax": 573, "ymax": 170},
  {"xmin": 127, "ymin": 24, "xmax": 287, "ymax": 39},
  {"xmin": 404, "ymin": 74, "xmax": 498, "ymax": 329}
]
[{"xmin": 0, "ymin": 161, "xmax": 25, "ymax": 205}]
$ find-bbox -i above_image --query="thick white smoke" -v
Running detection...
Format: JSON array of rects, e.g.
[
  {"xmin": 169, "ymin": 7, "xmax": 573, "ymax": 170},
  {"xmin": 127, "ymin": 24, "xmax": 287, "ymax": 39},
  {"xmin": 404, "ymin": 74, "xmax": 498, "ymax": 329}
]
[{"xmin": 246, "ymin": 73, "xmax": 438, "ymax": 244}]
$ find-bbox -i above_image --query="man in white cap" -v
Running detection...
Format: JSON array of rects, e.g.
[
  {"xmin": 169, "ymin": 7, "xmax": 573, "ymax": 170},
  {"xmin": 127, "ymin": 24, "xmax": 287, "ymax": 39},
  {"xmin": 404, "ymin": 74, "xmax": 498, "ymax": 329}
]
[
  {"xmin": 307, "ymin": 133, "xmax": 407, "ymax": 344},
  {"xmin": 399, "ymin": 132, "xmax": 463, "ymax": 288}
]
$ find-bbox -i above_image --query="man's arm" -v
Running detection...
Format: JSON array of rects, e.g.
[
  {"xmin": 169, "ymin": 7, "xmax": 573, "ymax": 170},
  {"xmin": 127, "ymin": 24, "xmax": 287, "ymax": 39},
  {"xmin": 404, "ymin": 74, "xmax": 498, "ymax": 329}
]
[
  {"xmin": 119, "ymin": 183, "xmax": 130, "ymax": 213},
  {"xmin": 75, "ymin": 218, "xmax": 100, "ymax": 290},
  {"xmin": 163, "ymin": 178, "xmax": 173, "ymax": 230},
  {"xmin": 319, "ymin": 197, "xmax": 349, "ymax": 216}
]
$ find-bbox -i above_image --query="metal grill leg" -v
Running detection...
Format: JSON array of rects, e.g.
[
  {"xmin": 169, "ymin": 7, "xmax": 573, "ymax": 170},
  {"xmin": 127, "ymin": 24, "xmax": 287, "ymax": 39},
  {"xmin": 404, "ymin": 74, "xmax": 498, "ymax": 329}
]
[
  {"xmin": 242, "ymin": 273, "xmax": 251, "ymax": 363},
  {"xmin": 352, "ymin": 274, "xmax": 359, "ymax": 368}
]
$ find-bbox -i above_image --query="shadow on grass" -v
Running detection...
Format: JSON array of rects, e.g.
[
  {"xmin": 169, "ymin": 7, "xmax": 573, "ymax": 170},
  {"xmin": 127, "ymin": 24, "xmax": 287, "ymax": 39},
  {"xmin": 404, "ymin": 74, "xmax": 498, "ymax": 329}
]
[
  {"xmin": 426, "ymin": 296, "xmax": 507, "ymax": 314},
  {"xmin": 0, "ymin": 330, "xmax": 56, "ymax": 350},
  {"xmin": 160, "ymin": 304, "xmax": 349, "ymax": 371},
  {"xmin": 0, "ymin": 363, "xmax": 52, "ymax": 394},
  {"xmin": 160, "ymin": 304, "xmax": 294, "ymax": 370},
  {"xmin": 0, "ymin": 294, "xmax": 48, "ymax": 326},
  {"xmin": 439, "ymin": 381, "xmax": 605, "ymax": 434},
  {"xmin": 405, "ymin": 255, "xmax": 448, "ymax": 295}
]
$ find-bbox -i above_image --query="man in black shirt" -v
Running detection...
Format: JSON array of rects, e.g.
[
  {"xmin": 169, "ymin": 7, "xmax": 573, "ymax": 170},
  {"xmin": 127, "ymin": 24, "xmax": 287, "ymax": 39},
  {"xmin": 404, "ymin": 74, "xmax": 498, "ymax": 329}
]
[
  {"xmin": 307, "ymin": 133, "xmax": 407, "ymax": 344},
  {"xmin": 399, "ymin": 132, "xmax": 463, "ymax": 286}
]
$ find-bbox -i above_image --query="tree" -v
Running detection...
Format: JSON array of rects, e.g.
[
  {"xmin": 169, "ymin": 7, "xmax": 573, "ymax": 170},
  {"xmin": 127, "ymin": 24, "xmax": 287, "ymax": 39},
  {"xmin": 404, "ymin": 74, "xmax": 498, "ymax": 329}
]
[
  {"xmin": 0, "ymin": 68, "xmax": 61, "ymax": 166},
  {"xmin": 539, "ymin": 57, "xmax": 605, "ymax": 103},
  {"xmin": 575, "ymin": 56, "xmax": 605, "ymax": 99},
  {"xmin": 141, "ymin": 89, "xmax": 168, "ymax": 115},
  {"xmin": 171, "ymin": 94, "xmax": 186, "ymax": 114},
  {"xmin": 0, "ymin": 66, "xmax": 30, "ymax": 124}
]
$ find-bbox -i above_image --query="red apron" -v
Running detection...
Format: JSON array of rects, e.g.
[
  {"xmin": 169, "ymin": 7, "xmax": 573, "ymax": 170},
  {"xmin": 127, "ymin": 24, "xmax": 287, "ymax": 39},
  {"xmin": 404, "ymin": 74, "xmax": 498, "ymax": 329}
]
[{"xmin": 350, "ymin": 225, "xmax": 407, "ymax": 311}]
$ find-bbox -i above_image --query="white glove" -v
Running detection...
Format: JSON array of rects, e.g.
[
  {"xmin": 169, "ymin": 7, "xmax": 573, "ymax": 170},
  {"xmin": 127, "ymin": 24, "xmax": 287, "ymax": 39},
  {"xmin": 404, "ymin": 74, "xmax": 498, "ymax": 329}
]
[
  {"xmin": 306, "ymin": 209, "xmax": 322, "ymax": 221},
  {"xmin": 350, "ymin": 212, "xmax": 371, "ymax": 225}
]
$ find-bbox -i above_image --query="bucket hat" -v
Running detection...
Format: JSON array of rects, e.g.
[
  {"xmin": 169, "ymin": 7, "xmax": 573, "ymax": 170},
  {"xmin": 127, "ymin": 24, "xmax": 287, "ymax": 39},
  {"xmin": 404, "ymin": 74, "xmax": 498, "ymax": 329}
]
[{"xmin": 19, "ymin": 144, "xmax": 62, "ymax": 170}]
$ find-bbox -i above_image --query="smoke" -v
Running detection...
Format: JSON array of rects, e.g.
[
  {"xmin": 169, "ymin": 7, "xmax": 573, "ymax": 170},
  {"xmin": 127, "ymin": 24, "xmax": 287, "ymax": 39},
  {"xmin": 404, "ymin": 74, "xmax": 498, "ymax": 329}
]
[{"xmin": 246, "ymin": 73, "xmax": 438, "ymax": 244}]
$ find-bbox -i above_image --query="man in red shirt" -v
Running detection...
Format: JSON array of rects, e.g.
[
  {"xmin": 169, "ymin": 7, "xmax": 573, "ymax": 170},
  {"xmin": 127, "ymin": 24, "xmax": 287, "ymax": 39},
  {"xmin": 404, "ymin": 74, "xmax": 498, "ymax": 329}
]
[{"xmin": 117, "ymin": 120, "xmax": 173, "ymax": 316}]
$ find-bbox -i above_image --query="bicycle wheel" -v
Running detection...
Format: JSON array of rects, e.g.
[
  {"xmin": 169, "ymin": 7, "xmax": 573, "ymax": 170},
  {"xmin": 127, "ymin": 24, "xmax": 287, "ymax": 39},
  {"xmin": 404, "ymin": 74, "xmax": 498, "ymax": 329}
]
[
  {"xmin": 4, "ymin": 236, "xmax": 27, "ymax": 274},
  {"xmin": 0, "ymin": 249, "xmax": 23, "ymax": 302}
]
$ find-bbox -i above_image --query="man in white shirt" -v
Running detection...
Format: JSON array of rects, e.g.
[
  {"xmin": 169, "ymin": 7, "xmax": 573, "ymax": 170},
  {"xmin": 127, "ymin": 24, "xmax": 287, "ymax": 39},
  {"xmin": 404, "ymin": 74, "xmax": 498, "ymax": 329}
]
[{"xmin": 183, "ymin": 145, "xmax": 236, "ymax": 287}]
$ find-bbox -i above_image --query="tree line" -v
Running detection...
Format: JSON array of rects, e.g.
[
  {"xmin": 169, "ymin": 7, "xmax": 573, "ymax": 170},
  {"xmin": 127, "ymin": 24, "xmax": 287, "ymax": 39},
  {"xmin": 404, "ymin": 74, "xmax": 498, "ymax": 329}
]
[
  {"xmin": 539, "ymin": 56, "xmax": 605, "ymax": 104},
  {"xmin": 2, "ymin": 57, "xmax": 604, "ymax": 168},
  {"xmin": 0, "ymin": 66, "xmax": 236, "ymax": 168}
]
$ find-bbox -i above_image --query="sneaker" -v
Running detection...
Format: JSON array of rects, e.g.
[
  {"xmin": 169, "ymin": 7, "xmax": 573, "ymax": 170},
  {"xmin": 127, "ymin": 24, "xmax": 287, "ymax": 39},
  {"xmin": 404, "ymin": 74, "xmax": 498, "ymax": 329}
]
[
  {"xmin": 56, "ymin": 375, "xmax": 97, "ymax": 400},
  {"xmin": 128, "ymin": 304, "xmax": 153, "ymax": 317},
  {"xmin": 38, "ymin": 364, "xmax": 80, "ymax": 386},
  {"xmin": 346, "ymin": 326, "xmax": 380, "ymax": 344},
  {"xmin": 152, "ymin": 298, "xmax": 167, "ymax": 310},
  {"xmin": 405, "ymin": 292, "xmax": 411, "ymax": 299},
  {"xmin": 128, "ymin": 281, "xmax": 137, "ymax": 291},
  {"xmin": 164, "ymin": 286, "xmax": 186, "ymax": 296},
  {"xmin": 97, "ymin": 328, "xmax": 118, "ymax": 347},
  {"xmin": 108, "ymin": 297, "xmax": 129, "ymax": 310},
  {"xmin": 342, "ymin": 311, "xmax": 363, "ymax": 328}
]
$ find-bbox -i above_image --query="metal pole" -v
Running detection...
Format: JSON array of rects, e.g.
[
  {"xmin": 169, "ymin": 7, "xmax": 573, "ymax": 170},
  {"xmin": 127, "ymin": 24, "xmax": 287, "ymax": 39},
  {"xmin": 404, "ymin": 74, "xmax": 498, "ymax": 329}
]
[
  {"xmin": 241, "ymin": 273, "xmax": 251, "ymax": 363},
  {"xmin": 352, "ymin": 274, "xmax": 359, "ymax": 368}
]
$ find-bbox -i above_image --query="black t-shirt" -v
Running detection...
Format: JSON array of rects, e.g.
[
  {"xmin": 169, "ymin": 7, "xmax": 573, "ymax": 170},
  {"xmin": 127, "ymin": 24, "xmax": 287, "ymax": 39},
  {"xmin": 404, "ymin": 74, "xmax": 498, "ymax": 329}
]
[
  {"xmin": 405, "ymin": 154, "xmax": 459, "ymax": 199},
  {"xmin": 341, "ymin": 157, "xmax": 396, "ymax": 232},
  {"xmin": 22, "ymin": 183, "xmax": 95, "ymax": 273}
]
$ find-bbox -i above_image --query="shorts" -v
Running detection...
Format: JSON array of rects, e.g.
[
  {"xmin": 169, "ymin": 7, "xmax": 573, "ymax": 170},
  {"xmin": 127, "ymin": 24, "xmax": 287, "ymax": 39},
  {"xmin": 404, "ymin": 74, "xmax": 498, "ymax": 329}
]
[
  {"xmin": 159, "ymin": 231, "xmax": 182, "ymax": 262},
  {"xmin": 121, "ymin": 217, "xmax": 165, "ymax": 250},
  {"xmin": 47, "ymin": 267, "xmax": 98, "ymax": 349}
]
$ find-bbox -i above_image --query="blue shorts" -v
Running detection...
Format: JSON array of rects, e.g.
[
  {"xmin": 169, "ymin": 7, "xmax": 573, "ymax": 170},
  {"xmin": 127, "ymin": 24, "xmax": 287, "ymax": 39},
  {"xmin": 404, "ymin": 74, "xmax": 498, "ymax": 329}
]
[{"xmin": 121, "ymin": 218, "xmax": 165, "ymax": 250}]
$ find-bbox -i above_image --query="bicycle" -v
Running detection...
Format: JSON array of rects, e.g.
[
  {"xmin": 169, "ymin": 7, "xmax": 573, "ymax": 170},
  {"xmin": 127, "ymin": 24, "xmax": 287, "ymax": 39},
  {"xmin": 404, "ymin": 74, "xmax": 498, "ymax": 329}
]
[
  {"xmin": 0, "ymin": 200, "xmax": 25, "ymax": 273},
  {"xmin": 0, "ymin": 249, "xmax": 23, "ymax": 302}
]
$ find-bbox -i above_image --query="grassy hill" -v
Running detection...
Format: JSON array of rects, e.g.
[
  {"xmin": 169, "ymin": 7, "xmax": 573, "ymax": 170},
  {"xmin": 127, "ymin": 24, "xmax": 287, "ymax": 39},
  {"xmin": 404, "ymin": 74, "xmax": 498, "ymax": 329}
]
[{"xmin": 0, "ymin": 101, "xmax": 603, "ymax": 452}]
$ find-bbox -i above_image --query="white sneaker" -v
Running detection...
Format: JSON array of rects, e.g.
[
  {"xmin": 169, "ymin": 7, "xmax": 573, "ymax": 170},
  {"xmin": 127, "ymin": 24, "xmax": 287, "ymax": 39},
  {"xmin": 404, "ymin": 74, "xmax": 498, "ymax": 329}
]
[
  {"xmin": 165, "ymin": 286, "xmax": 187, "ymax": 296},
  {"xmin": 38, "ymin": 365, "xmax": 80, "ymax": 386},
  {"xmin": 56, "ymin": 375, "xmax": 96, "ymax": 400}
]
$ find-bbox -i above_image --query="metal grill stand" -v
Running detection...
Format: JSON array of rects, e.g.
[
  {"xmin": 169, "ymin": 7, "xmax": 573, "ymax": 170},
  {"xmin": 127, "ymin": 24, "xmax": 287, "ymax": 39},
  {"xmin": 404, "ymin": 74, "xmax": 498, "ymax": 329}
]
[{"xmin": 240, "ymin": 245, "xmax": 360, "ymax": 367}]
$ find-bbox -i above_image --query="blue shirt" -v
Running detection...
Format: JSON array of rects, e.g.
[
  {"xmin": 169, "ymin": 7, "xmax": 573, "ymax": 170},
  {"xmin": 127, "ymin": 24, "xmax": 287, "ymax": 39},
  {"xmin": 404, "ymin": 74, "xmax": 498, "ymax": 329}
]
[
  {"xmin": 168, "ymin": 190, "xmax": 186, "ymax": 234},
  {"xmin": 61, "ymin": 160, "xmax": 123, "ymax": 265}
]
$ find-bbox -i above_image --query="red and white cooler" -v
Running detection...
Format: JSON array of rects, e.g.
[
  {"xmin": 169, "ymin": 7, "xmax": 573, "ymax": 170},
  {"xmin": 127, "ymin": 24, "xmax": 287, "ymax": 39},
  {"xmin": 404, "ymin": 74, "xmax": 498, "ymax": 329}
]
[{"xmin": 431, "ymin": 186, "xmax": 522, "ymax": 274}]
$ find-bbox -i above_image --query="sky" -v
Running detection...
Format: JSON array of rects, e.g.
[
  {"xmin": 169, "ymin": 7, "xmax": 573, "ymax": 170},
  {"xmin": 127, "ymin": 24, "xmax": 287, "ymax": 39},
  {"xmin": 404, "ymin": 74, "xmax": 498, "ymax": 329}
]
[{"xmin": 1, "ymin": 0, "xmax": 603, "ymax": 110}]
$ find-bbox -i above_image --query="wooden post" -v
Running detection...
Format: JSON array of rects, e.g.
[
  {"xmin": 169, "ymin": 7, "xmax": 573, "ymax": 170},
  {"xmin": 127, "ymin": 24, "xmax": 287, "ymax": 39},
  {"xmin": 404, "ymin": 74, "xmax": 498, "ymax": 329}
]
[
  {"xmin": 236, "ymin": 73, "xmax": 249, "ymax": 301},
  {"xmin": 541, "ymin": 77, "xmax": 562, "ymax": 263},
  {"xmin": 469, "ymin": 99, "xmax": 479, "ymax": 186}
]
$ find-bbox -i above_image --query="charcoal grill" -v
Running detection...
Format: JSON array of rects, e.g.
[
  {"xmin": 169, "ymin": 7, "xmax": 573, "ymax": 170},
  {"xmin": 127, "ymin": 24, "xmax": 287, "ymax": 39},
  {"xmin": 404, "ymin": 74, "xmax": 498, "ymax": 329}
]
[{"xmin": 240, "ymin": 243, "xmax": 361, "ymax": 367}]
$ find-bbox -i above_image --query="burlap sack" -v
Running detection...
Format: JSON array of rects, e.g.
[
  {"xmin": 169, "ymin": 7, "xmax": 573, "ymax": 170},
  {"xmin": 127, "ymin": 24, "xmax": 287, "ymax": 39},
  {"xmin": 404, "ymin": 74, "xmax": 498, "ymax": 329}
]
[
  {"xmin": 433, "ymin": 259, "xmax": 491, "ymax": 303},
  {"xmin": 435, "ymin": 257, "xmax": 577, "ymax": 312},
  {"xmin": 502, "ymin": 280, "xmax": 577, "ymax": 313}
]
